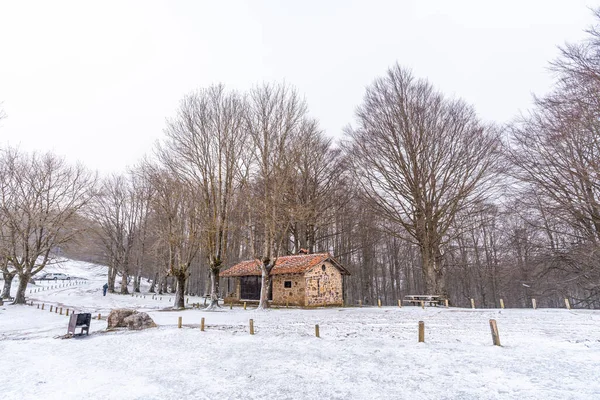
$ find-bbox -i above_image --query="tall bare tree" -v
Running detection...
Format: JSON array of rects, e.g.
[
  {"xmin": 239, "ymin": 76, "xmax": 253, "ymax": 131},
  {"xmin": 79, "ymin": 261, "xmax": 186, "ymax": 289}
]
[
  {"xmin": 509, "ymin": 11, "xmax": 600, "ymax": 306},
  {"xmin": 246, "ymin": 83, "xmax": 308, "ymax": 309},
  {"xmin": 144, "ymin": 163, "xmax": 202, "ymax": 309},
  {"xmin": 0, "ymin": 148, "xmax": 96, "ymax": 304},
  {"xmin": 287, "ymin": 119, "xmax": 347, "ymax": 254},
  {"xmin": 159, "ymin": 85, "xmax": 249, "ymax": 309},
  {"xmin": 344, "ymin": 65, "xmax": 502, "ymax": 296}
]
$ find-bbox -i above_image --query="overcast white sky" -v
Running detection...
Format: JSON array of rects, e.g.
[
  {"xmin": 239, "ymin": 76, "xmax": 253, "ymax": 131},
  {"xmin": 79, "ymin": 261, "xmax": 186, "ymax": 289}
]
[{"xmin": 0, "ymin": 0, "xmax": 596, "ymax": 175}]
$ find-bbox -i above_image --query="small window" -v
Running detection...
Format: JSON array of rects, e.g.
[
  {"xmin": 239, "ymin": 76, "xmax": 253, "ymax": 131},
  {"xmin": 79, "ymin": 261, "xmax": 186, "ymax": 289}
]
[
  {"xmin": 284, "ymin": 281, "xmax": 292, "ymax": 288},
  {"xmin": 322, "ymin": 264, "xmax": 326, "ymax": 271}
]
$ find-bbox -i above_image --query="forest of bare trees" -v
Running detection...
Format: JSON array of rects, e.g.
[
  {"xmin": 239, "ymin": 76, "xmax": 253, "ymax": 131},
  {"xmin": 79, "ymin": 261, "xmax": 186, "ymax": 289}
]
[{"xmin": 1, "ymin": 12, "xmax": 600, "ymax": 309}]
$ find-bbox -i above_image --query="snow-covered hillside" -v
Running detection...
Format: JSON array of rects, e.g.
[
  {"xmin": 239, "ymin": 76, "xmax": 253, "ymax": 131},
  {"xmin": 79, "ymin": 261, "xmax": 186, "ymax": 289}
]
[{"xmin": 1, "ymin": 259, "xmax": 599, "ymax": 400}]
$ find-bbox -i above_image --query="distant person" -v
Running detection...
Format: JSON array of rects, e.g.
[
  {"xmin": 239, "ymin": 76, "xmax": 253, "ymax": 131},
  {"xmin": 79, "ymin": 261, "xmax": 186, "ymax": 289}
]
[{"xmin": 102, "ymin": 283, "xmax": 108, "ymax": 296}]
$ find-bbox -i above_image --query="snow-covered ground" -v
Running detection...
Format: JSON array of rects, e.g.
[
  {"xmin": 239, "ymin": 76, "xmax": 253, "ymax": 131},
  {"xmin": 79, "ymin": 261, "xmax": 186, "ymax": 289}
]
[{"xmin": 1, "ymin": 260, "xmax": 600, "ymax": 400}]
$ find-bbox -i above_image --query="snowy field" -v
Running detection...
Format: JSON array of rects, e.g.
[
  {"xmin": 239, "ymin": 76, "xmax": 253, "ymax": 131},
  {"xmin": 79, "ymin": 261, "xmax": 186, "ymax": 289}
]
[{"xmin": 1, "ymin": 260, "xmax": 600, "ymax": 400}]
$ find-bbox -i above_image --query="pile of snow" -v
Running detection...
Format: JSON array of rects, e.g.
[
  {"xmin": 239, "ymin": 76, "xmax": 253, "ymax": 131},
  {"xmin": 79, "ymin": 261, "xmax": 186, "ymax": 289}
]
[{"xmin": 1, "ymin": 259, "xmax": 599, "ymax": 399}]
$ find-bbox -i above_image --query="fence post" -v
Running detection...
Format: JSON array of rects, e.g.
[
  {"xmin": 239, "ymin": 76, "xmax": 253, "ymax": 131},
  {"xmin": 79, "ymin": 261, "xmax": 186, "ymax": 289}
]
[
  {"xmin": 378, "ymin": 299, "xmax": 382, "ymax": 307},
  {"xmin": 42, "ymin": 304, "xmax": 45, "ymax": 310},
  {"xmin": 315, "ymin": 324, "xmax": 320, "ymax": 338},
  {"xmin": 489, "ymin": 319, "xmax": 501, "ymax": 346},
  {"xmin": 565, "ymin": 298, "xmax": 571, "ymax": 310},
  {"xmin": 98, "ymin": 313, "xmax": 101, "ymax": 320},
  {"xmin": 444, "ymin": 299, "xmax": 449, "ymax": 308},
  {"xmin": 398, "ymin": 299, "xmax": 402, "ymax": 308},
  {"xmin": 418, "ymin": 321, "xmax": 425, "ymax": 342},
  {"xmin": 200, "ymin": 317, "xmax": 205, "ymax": 331},
  {"xmin": 421, "ymin": 300, "xmax": 424, "ymax": 309},
  {"xmin": 50, "ymin": 305, "xmax": 53, "ymax": 312},
  {"xmin": 244, "ymin": 302, "xmax": 247, "ymax": 310},
  {"xmin": 471, "ymin": 298, "xmax": 475, "ymax": 309},
  {"xmin": 532, "ymin": 299, "xmax": 537, "ymax": 310},
  {"xmin": 500, "ymin": 299, "xmax": 505, "ymax": 309},
  {"xmin": 178, "ymin": 316, "xmax": 182, "ymax": 328},
  {"xmin": 249, "ymin": 319, "xmax": 254, "ymax": 335}
]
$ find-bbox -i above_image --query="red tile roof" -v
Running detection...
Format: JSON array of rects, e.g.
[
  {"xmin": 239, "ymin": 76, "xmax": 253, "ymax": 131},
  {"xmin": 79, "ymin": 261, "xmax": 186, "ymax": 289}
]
[{"xmin": 220, "ymin": 253, "xmax": 350, "ymax": 277}]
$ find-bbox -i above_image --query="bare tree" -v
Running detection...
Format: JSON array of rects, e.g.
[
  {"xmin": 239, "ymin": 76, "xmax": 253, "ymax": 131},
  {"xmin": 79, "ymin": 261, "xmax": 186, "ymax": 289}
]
[
  {"xmin": 0, "ymin": 148, "xmax": 17, "ymax": 299},
  {"xmin": 287, "ymin": 119, "xmax": 348, "ymax": 254},
  {"xmin": 90, "ymin": 174, "xmax": 145, "ymax": 294},
  {"xmin": 246, "ymin": 83, "xmax": 308, "ymax": 309},
  {"xmin": 344, "ymin": 65, "xmax": 502, "ymax": 296},
  {"xmin": 0, "ymin": 148, "xmax": 96, "ymax": 304},
  {"xmin": 509, "ymin": 11, "xmax": 600, "ymax": 306},
  {"xmin": 144, "ymin": 163, "xmax": 202, "ymax": 309},
  {"xmin": 159, "ymin": 85, "xmax": 249, "ymax": 309}
]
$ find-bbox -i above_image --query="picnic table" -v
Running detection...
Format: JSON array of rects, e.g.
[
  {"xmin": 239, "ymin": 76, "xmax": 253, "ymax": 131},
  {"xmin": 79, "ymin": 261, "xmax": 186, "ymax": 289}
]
[{"xmin": 403, "ymin": 295, "xmax": 446, "ymax": 307}]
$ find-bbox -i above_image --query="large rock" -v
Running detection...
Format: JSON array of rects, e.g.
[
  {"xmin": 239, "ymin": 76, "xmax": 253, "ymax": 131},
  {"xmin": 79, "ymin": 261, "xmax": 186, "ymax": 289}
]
[
  {"xmin": 107, "ymin": 309, "xmax": 138, "ymax": 329},
  {"xmin": 107, "ymin": 309, "xmax": 157, "ymax": 330},
  {"xmin": 123, "ymin": 312, "xmax": 157, "ymax": 330}
]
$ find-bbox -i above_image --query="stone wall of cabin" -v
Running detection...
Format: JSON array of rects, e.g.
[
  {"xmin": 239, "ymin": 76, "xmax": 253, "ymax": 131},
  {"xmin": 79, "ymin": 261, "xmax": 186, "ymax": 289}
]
[
  {"xmin": 272, "ymin": 273, "xmax": 305, "ymax": 306},
  {"xmin": 304, "ymin": 261, "xmax": 343, "ymax": 306}
]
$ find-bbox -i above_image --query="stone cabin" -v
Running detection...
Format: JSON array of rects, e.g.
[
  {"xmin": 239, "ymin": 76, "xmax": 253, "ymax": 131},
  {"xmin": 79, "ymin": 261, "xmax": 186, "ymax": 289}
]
[{"xmin": 221, "ymin": 252, "xmax": 350, "ymax": 307}]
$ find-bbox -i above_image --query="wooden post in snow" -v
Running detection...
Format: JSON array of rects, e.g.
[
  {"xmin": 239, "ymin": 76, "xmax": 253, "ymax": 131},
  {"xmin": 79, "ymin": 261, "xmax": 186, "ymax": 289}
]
[
  {"xmin": 398, "ymin": 299, "xmax": 402, "ymax": 308},
  {"xmin": 178, "ymin": 316, "xmax": 182, "ymax": 328},
  {"xmin": 471, "ymin": 298, "xmax": 475, "ymax": 309},
  {"xmin": 532, "ymin": 299, "xmax": 537, "ymax": 309},
  {"xmin": 565, "ymin": 298, "xmax": 571, "ymax": 310},
  {"xmin": 60, "ymin": 307, "xmax": 63, "ymax": 315},
  {"xmin": 50, "ymin": 305, "xmax": 53, "ymax": 312},
  {"xmin": 500, "ymin": 299, "xmax": 505, "ymax": 309},
  {"xmin": 42, "ymin": 304, "xmax": 45, "ymax": 310},
  {"xmin": 249, "ymin": 319, "xmax": 254, "ymax": 335},
  {"xmin": 421, "ymin": 300, "xmax": 424, "ymax": 309},
  {"xmin": 489, "ymin": 319, "xmax": 501, "ymax": 346},
  {"xmin": 358, "ymin": 299, "xmax": 362, "ymax": 307},
  {"xmin": 243, "ymin": 302, "xmax": 247, "ymax": 310},
  {"xmin": 444, "ymin": 299, "xmax": 449, "ymax": 308},
  {"xmin": 98, "ymin": 313, "xmax": 101, "ymax": 320},
  {"xmin": 378, "ymin": 299, "xmax": 382, "ymax": 307},
  {"xmin": 200, "ymin": 317, "xmax": 205, "ymax": 331},
  {"xmin": 418, "ymin": 321, "xmax": 425, "ymax": 342},
  {"xmin": 315, "ymin": 324, "xmax": 320, "ymax": 338}
]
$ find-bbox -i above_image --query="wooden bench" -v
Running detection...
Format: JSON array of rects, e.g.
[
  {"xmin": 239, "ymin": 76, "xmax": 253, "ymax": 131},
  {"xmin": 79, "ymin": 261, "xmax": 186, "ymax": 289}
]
[
  {"xmin": 403, "ymin": 295, "xmax": 446, "ymax": 307},
  {"xmin": 67, "ymin": 313, "xmax": 91, "ymax": 336}
]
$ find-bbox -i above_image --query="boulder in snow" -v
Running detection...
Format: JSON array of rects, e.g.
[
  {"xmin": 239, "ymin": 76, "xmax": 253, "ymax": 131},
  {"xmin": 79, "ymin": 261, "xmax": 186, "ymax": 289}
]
[
  {"xmin": 107, "ymin": 309, "xmax": 137, "ymax": 329},
  {"xmin": 123, "ymin": 312, "xmax": 157, "ymax": 330}
]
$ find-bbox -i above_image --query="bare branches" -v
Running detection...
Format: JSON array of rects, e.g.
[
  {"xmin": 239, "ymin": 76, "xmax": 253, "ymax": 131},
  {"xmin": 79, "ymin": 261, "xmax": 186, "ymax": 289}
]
[
  {"xmin": 344, "ymin": 65, "xmax": 502, "ymax": 294},
  {"xmin": 158, "ymin": 84, "xmax": 249, "ymax": 308},
  {"xmin": 0, "ymin": 147, "xmax": 97, "ymax": 303}
]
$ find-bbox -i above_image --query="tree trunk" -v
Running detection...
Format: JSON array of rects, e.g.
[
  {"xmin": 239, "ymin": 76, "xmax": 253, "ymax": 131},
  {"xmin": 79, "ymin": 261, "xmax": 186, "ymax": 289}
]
[
  {"xmin": 133, "ymin": 273, "xmax": 141, "ymax": 293},
  {"xmin": 108, "ymin": 265, "xmax": 117, "ymax": 293},
  {"xmin": 258, "ymin": 263, "xmax": 272, "ymax": 310},
  {"xmin": 174, "ymin": 273, "xmax": 186, "ymax": 309},
  {"xmin": 13, "ymin": 274, "xmax": 30, "ymax": 304},
  {"xmin": 149, "ymin": 272, "xmax": 158, "ymax": 293},
  {"xmin": 1, "ymin": 273, "xmax": 15, "ymax": 299},
  {"xmin": 120, "ymin": 271, "xmax": 129, "ymax": 294},
  {"xmin": 206, "ymin": 267, "xmax": 220, "ymax": 309},
  {"xmin": 420, "ymin": 244, "xmax": 446, "ymax": 296}
]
